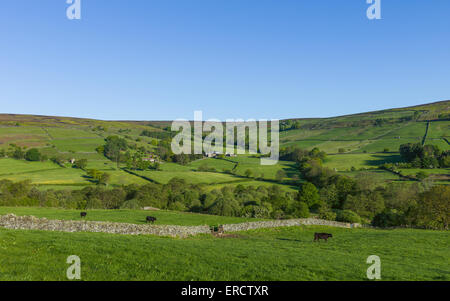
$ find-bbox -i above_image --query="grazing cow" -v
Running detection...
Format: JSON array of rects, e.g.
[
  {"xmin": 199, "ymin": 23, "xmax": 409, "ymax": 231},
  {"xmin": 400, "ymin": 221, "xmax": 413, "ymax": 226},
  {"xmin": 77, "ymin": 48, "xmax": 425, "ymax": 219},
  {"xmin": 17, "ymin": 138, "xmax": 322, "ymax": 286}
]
[
  {"xmin": 314, "ymin": 232, "xmax": 333, "ymax": 242},
  {"xmin": 80, "ymin": 212, "xmax": 87, "ymax": 218},
  {"xmin": 146, "ymin": 216, "xmax": 157, "ymax": 224},
  {"xmin": 210, "ymin": 225, "xmax": 225, "ymax": 236}
]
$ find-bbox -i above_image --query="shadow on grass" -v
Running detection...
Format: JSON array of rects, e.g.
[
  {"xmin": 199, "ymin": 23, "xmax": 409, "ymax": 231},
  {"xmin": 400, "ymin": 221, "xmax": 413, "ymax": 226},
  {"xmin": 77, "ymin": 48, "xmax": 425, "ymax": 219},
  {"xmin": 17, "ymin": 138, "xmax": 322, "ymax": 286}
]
[
  {"xmin": 277, "ymin": 238, "xmax": 302, "ymax": 243},
  {"xmin": 364, "ymin": 154, "xmax": 402, "ymax": 166}
]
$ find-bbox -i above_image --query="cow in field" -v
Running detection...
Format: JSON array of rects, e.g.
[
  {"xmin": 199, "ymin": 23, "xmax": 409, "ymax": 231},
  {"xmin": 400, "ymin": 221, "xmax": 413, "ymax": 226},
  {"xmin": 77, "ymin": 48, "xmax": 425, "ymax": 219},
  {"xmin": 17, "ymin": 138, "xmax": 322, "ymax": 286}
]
[
  {"xmin": 314, "ymin": 232, "xmax": 332, "ymax": 242},
  {"xmin": 80, "ymin": 212, "xmax": 87, "ymax": 218},
  {"xmin": 146, "ymin": 216, "xmax": 157, "ymax": 224}
]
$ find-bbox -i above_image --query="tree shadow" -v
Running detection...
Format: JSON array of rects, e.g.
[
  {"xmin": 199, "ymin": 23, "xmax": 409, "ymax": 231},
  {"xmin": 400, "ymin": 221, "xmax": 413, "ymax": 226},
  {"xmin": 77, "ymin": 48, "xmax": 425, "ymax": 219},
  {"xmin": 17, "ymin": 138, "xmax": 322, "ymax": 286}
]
[
  {"xmin": 364, "ymin": 154, "xmax": 402, "ymax": 166},
  {"xmin": 277, "ymin": 238, "xmax": 302, "ymax": 243}
]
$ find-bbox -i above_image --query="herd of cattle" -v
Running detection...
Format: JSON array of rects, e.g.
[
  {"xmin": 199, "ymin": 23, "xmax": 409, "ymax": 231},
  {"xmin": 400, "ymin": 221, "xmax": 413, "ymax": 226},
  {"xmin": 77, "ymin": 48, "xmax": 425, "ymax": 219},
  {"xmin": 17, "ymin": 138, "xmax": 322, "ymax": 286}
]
[{"xmin": 79, "ymin": 212, "xmax": 333, "ymax": 241}]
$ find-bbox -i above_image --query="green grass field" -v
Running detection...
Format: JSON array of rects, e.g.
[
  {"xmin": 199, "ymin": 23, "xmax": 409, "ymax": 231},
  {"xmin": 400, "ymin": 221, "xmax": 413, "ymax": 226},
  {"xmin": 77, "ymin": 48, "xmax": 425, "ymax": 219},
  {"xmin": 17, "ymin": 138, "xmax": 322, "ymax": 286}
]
[
  {"xmin": 0, "ymin": 207, "xmax": 263, "ymax": 226},
  {"xmin": 0, "ymin": 158, "xmax": 149, "ymax": 187},
  {"xmin": 323, "ymin": 153, "xmax": 401, "ymax": 171},
  {"xmin": 0, "ymin": 226, "xmax": 448, "ymax": 280}
]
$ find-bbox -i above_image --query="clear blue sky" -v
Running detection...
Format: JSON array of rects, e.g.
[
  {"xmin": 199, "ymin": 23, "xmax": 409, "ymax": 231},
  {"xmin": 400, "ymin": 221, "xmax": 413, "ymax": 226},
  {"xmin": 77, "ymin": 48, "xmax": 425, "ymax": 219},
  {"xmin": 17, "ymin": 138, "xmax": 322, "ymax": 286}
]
[{"xmin": 0, "ymin": 0, "xmax": 449, "ymax": 121}]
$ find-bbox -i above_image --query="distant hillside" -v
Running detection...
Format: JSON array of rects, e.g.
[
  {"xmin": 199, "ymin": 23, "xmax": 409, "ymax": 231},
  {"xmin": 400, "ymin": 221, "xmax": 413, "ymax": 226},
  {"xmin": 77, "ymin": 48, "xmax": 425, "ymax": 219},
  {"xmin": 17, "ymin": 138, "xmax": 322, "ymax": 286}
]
[
  {"xmin": 0, "ymin": 100, "xmax": 448, "ymax": 190},
  {"xmin": 0, "ymin": 100, "xmax": 449, "ymax": 154}
]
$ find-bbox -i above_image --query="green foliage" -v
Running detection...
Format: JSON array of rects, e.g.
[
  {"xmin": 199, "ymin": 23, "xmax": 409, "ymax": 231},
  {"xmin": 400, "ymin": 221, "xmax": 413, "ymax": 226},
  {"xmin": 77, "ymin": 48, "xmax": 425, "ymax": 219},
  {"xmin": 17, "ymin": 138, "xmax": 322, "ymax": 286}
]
[
  {"xmin": 86, "ymin": 169, "xmax": 111, "ymax": 185},
  {"xmin": 414, "ymin": 186, "xmax": 450, "ymax": 230},
  {"xmin": 25, "ymin": 148, "xmax": 41, "ymax": 161},
  {"xmin": 104, "ymin": 136, "xmax": 128, "ymax": 162},
  {"xmin": 198, "ymin": 164, "xmax": 216, "ymax": 172},
  {"xmin": 298, "ymin": 182, "xmax": 321, "ymax": 210},
  {"xmin": 344, "ymin": 191, "xmax": 385, "ymax": 220},
  {"xmin": 275, "ymin": 169, "xmax": 286, "ymax": 181},
  {"xmin": 318, "ymin": 206, "xmax": 337, "ymax": 221},
  {"xmin": 335, "ymin": 210, "xmax": 361, "ymax": 224},
  {"xmin": 400, "ymin": 143, "xmax": 447, "ymax": 168},
  {"xmin": 8, "ymin": 145, "xmax": 25, "ymax": 160},
  {"xmin": 372, "ymin": 209, "xmax": 404, "ymax": 227},
  {"xmin": 120, "ymin": 199, "xmax": 142, "ymax": 209},
  {"xmin": 73, "ymin": 158, "xmax": 88, "ymax": 170},
  {"xmin": 291, "ymin": 201, "xmax": 310, "ymax": 218},
  {"xmin": 416, "ymin": 171, "xmax": 428, "ymax": 181}
]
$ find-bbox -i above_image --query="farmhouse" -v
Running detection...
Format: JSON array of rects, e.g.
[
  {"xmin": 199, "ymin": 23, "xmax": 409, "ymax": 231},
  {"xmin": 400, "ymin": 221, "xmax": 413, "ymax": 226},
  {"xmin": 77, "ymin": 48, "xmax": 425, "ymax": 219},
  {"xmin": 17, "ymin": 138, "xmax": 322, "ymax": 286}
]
[
  {"xmin": 205, "ymin": 151, "xmax": 220, "ymax": 158},
  {"xmin": 142, "ymin": 154, "xmax": 158, "ymax": 162}
]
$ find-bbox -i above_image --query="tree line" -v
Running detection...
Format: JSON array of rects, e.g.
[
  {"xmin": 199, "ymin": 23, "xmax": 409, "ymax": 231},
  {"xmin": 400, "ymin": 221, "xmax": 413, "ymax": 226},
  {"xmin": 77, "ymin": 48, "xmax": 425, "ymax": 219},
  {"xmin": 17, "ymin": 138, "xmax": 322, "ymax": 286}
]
[{"xmin": 0, "ymin": 175, "xmax": 447, "ymax": 229}]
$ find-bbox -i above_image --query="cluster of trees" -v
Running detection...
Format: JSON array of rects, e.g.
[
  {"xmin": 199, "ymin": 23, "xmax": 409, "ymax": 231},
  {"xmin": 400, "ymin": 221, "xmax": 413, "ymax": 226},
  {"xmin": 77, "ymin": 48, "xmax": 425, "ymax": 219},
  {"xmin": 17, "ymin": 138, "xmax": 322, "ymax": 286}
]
[
  {"xmin": 280, "ymin": 146, "xmax": 327, "ymax": 163},
  {"xmin": 140, "ymin": 130, "xmax": 175, "ymax": 140},
  {"xmin": 103, "ymin": 135, "xmax": 201, "ymax": 167},
  {"xmin": 103, "ymin": 136, "xmax": 128, "ymax": 163},
  {"xmin": 278, "ymin": 146, "xmax": 449, "ymax": 229},
  {"xmin": 279, "ymin": 120, "xmax": 302, "ymax": 131},
  {"xmin": 123, "ymin": 152, "xmax": 160, "ymax": 170},
  {"xmin": 399, "ymin": 143, "xmax": 449, "ymax": 168},
  {"xmin": 1, "ymin": 174, "xmax": 447, "ymax": 229},
  {"xmin": 86, "ymin": 169, "xmax": 111, "ymax": 185},
  {"xmin": 0, "ymin": 145, "xmax": 48, "ymax": 162},
  {"xmin": 0, "ymin": 179, "xmax": 300, "ymax": 219}
]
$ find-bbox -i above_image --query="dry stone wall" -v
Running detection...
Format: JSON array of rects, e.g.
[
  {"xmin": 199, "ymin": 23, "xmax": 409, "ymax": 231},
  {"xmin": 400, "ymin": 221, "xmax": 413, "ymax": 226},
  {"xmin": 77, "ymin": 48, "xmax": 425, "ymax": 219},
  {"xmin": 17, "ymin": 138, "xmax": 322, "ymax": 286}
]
[
  {"xmin": 0, "ymin": 214, "xmax": 360, "ymax": 238},
  {"xmin": 0, "ymin": 214, "xmax": 210, "ymax": 238},
  {"xmin": 222, "ymin": 218, "xmax": 360, "ymax": 232}
]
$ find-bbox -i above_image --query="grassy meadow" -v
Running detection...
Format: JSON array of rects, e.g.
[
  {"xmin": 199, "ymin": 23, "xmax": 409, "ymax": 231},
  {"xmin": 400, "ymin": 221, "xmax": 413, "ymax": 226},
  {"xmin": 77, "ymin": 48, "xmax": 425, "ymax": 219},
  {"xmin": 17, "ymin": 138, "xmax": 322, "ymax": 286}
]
[
  {"xmin": 0, "ymin": 226, "xmax": 448, "ymax": 281},
  {"xmin": 0, "ymin": 207, "xmax": 263, "ymax": 226}
]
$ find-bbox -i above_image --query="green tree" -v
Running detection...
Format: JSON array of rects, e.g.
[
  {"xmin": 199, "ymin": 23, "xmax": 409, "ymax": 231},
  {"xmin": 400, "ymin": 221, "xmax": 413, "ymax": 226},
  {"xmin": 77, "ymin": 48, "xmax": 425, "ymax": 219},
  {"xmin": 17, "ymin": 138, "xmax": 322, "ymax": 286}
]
[
  {"xmin": 10, "ymin": 146, "xmax": 25, "ymax": 159},
  {"xmin": 275, "ymin": 170, "xmax": 286, "ymax": 182},
  {"xmin": 25, "ymin": 148, "xmax": 41, "ymax": 161},
  {"xmin": 291, "ymin": 201, "xmax": 310, "ymax": 218},
  {"xmin": 99, "ymin": 172, "xmax": 111, "ymax": 186},
  {"xmin": 297, "ymin": 182, "xmax": 321, "ymax": 210},
  {"xmin": 104, "ymin": 136, "xmax": 128, "ymax": 165},
  {"xmin": 416, "ymin": 171, "xmax": 428, "ymax": 181},
  {"xmin": 415, "ymin": 186, "xmax": 449, "ymax": 230},
  {"xmin": 74, "ymin": 159, "xmax": 88, "ymax": 170}
]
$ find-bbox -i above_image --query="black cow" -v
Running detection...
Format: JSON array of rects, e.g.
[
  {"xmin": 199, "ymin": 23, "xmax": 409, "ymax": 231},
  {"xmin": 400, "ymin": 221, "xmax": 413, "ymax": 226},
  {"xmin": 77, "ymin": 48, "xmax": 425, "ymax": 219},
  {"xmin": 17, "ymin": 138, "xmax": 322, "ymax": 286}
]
[
  {"xmin": 146, "ymin": 216, "xmax": 157, "ymax": 224},
  {"xmin": 314, "ymin": 232, "xmax": 333, "ymax": 242},
  {"xmin": 80, "ymin": 212, "xmax": 87, "ymax": 218}
]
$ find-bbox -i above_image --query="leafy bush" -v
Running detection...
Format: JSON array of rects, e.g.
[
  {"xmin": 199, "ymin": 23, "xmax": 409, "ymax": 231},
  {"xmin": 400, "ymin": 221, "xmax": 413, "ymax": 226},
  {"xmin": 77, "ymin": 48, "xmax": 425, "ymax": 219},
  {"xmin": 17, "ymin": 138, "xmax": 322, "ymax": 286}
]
[
  {"xmin": 372, "ymin": 209, "xmax": 403, "ymax": 227},
  {"xmin": 25, "ymin": 148, "xmax": 41, "ymax": 161},
  {"xmin": 335, "ymin": 210, "xmax": 361, "ymax": 224},
  {"xmin": 291, "ymin": 201, "xmax": 310, "ymax": 218},
  {"xmin": 318, "ymin": 207, "xmax": 337, "ymax": 221},
  {"xmin": 120, "ymin": 199, "xmax": 142, "ymax": 209}
]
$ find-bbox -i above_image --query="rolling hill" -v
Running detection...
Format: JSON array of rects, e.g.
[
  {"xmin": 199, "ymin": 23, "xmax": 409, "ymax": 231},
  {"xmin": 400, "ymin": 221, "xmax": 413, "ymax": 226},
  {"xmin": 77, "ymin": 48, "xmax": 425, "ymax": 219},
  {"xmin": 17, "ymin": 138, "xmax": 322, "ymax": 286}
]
[{"xmin": 0, "ymin": 100, "xmax": 449, "ymax": 190}]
